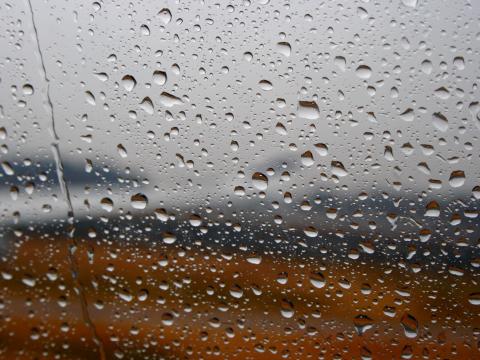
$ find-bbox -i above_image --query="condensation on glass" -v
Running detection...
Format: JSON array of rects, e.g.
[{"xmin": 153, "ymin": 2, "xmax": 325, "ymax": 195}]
[{"xmin": 0, "ymin": 0, "xmax": 479, "ymax": 359}]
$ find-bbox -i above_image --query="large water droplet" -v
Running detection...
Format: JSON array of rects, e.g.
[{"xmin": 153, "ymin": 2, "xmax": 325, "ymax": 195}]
[
  {"xmin": 298, "ymin": 101, "xmax": 320, "ymax": 120},
  {"xmin": 252, "ymin": 172, "xmax": 268, "ymax": 191},
  {"xmin": 158, "ymin": 8, "xmax": 172, "ymax": 25},
  {"xmin": 258, "ymin": 80, "xmax": 273, "ymax": 91},
  {"xmin": 153, "ymin": 70, "xmax": 167, "ymax": 85},
  {"xmin": 140, "ymin": 97, "xmax": 154, "ymax": 114},
  {"xmin": 276, "ymin": 42, "xmax": 291, "ymax": 57},
  {"xmin": 159, "ymin": 92, "xmax": 182, "ymax": 107},
  {"xmin": 432, "ymin": 112, "xmax": 448, "ymax": 132},
  {"xmin": 449, "ymin": 170, "xmax": 465, "ymax": 188},
  {"xmin": 309, "ymin": 272, "xmax": 326, "ymax": 288},
  {"xmin": 131, "ymin": 193, "xmax": 148, "ymax": 209},
  {"xmin": 122, "ymin": 75, "xmax": 136, "ymax": 91},
  {"xmin": 355, "ymin": 65, "xmax": 372, "ymax": 79},
  {"xmin": 401, "ymin": 313, "xmax": 419, "ymax": 338}
]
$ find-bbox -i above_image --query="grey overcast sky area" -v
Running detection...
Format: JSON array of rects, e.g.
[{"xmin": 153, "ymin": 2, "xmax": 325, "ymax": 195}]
[{"xmin": 1, "ymin": 0, "xmax": 479, "ymax": 226}]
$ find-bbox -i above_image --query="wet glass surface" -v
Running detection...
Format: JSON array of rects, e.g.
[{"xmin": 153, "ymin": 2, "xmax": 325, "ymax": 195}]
[{"xmin": 1, "ymin": 0, "xmax": 480, "ymax": 358}]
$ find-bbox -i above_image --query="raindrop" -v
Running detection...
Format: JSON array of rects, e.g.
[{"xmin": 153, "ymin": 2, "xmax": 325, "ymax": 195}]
[
  {"xmin": 402, "ymin": 0, "xmax": 418, "ymax": 8},
  {"xmin": 22, "ymin": 84, "xmax": 34, "ymax": 95},
  {"xmin": 121, "ymin": 75, "xmax": 136, "ymax": 91},
  {"xmin": 117, "ymin": 144, "xmax": 128, "ymax": 158},
  {"xmin": 131, "ymin": 193, "xmax": 148, "ymax": 209},
  {"xmin": 252, "ymin": 172, "xmax": 268, "ymax": 191},
  {"xmin": 303, "ymin": 226, "xmax": 318, "ymax": 238},
  {"xmin": 276, "ymin": 42, "xmax": 291, "ymax": 57},
  {"xmin": 314, "ymin": 143, "xmax": 328, "ymax": 156},
  {"xmin": 301, "ymin": 151, "xmax": 314, "ymax": 166},
  {"xmin": 432, "ymin": 112, "xmax": 448, "ymax": 132},
  {"xmin": 140, "ymin": 24, "xmax": 150, "ymax": 36},
  {"xmin": 140, "ymin": 97, "xmax": 154, "ymax": 114},
  {"xmin": 298, "ymin": 101, "xmax": 320, "ymax": 120},
  {"xmin": 159, "ymin": 92, "xmax": 182, "ymax": 107},
  {"xmin": 334, "ymin": 56, "xmax": 346, "ymax": 71},
  {"xmin": 355, "ymin": 65, "xmax": 372, "ymax": 79},
  {"xmin": 354, "ymin": 315, "xmax": 374, "ymax": 335},
  {"xmin": 449, "ymin": 171, "xmax": 465, "ymax": 188},
  {"xmin": 100, "ymin": 198, "xmax": 114, "ymax": 212},
  {"xmin": 85, "ymin": 91, "xmax": 96, "ymax": 106},
  {"xmin": 158, "ymin": 8, "xmax": 172, "ymax": 25},
  {"xmin": 153, "ymin": 70, "xmax": 167, "ymax": 85},
  {"xmin": 400, "ymin": 108, "xmax": 415, "ymax": 122},
  {"xmin": 162, "ymin": 231, "xmax": 177, "ymax": 244},
  {"xmin": 468, "ymin": 293, "xmax": 480, "ymax": 305},
  {"xmin": 331, "ymin": 161, "xmax": 348, "ymax": 177},
  {"xmin": 309, "ymin": 272, "xmax": 326, "ymax": 288},
  {"xmin": 401, "ymin": 313, "xmax": 419, "ymax": 338},
  {"xmin": 258, "ymin": 80, "xmax": 273, "ymax": 91}
]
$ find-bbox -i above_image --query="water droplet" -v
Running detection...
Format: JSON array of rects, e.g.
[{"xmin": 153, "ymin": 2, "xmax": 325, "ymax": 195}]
[
  {"xmin": 425, "ymin": 200, "xmax": 440, "ymax": 217},
  {"xmin": 355, "ymin": 65, "xmax": 372, "ymax": 79},
  {"xmin": 22, "ymin": 84, "xmax": 34, "ymax": 95},
  {"xmin": 117, "ymin": 144, "xmax": 128, "ymax": 158},
  {"xmin": 468, "ymin": 293, "xmax": 480, "ymax": 305},
  {"xmin": 159, "ymin": 92, "xmax": 182, "ymax": 107},
  {"xmin": 453, "ymin": 56, "xmax": 465, "ymax": 70},
  {"xmin": 401, "ymin": 313, "xmax": 419, "ymax": 338},
  {"xmin": 243, "ymin": 51, "xmax": 253, "ymax": 62},
  {"xmin": 246, "ymin": 254, "xmax": 262, "ymax": 265},
  {"xmin": 434, "ymin": 87, "xmax": 450, "ymax": 99},
  {"xmin": 252, "ymin": 172, "xmax": 268, "ymax": 191},
  {"xmin": 421, "ymin": 59, "xmax": 433, "ymax": 74},
  {"xmin": 121, "ymin": 75, "xmax": 136, "ymax": 91},
  {"xmin": 334, "ymin": 56, "xmax": 346, "ymax": 72},
  {"xmin": 449, "ymin": 170, "xmax": 465, "ymax": 188},
  {"xmin": 258, "ymin": 80, "xmax": 273, "ymax": 91},
  {"xmin": 402, "ymin": 0, "xmax": 418, "ymax": 8},
  {"xmin": 276, "ymin": 42, "xmax": 291, "ymax": 57},
  {"xmin": 158, "ymin": 8, "xmax": 172, "ymax": 25},
  {"xmin": 229, "ymin": 284, "xmax": 243, "ymax": 298},
  {"xmin": 298, "ymin": 101, "xmax": 320, "ymax": 120},
  {"xmin": 131, "ymin": 193, "xmax": 148, "ymax": 209},
  {"xmin": 303, "ymin": 226, "xmax": 318, "ymax": 238},
  {"xmin": 140, "ymin": 24, "xmax": 150, "ymax": 36},
  {"xmin": 432, "ymin": 112, "xmax": 448, "ymax": 132},
  {"xmin": 153, "ymin": 70, "xmax": 167, "ymax": 85},
  {"xmin": 162, "ymin": 231, "xmax": 176, "ymax": 244},
  {"xmin": 94, "ymin": 72, "xmax": 108, "ymax": 82},
  {"xmin": 189, "ymin": 214, "xmax": 202, "ymax": 227},
  {"xmin": 354, "ymin": 315, "xmax": 374, "ymax": 335},
  {"xmin": 1, "ymin": 162, "xmax": 14, "ymax": 176},
  {"xmin": 314, "ymin": 143, "xmax": 328, "ymax": 156},
  {"xmin": 331, "ymin": 161, "xmax": 348, "ymax": 177},
  {"xmin": 301, "ymin": 151, "xmax": 314, "ymax": 166},
  {"xmin": 309, "ymin": 272, "xmax": 326, "ymax": 288},
  {"xmin": 85, "ymin": 91, "xmax": 96, "ymax": 106},
  {"xmin": 140, "ymin": 97, "xmax": 154, "ymax": 114},
  {"xmin": 161, "ymin": 312, "xmax": 174, "ymax": 326},
  {"xmin": 280, "ymin": 299, "xmax": 294, "ymax": 318},
  {"xmin": 22, "ymin": 275, "xmax": 36, "ymax": 287},
  {"xmin": 400, "ymin": 108, "xmax": 415, "ymax": 122},
  {"xmin": 100, "ymin": 197, "xmax": 114, "ymax": 212}
]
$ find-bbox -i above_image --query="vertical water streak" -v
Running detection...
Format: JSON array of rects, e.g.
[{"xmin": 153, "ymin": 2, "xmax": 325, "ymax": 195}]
[{"xmin": 25, "ymin": 1, "xmax": 106, "ymax": 358}]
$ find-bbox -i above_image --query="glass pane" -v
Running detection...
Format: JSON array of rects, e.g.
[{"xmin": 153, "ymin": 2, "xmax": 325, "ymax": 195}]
[{"xmin": 1, "ymin": 0, "xmax": 480, "ymax": 358}]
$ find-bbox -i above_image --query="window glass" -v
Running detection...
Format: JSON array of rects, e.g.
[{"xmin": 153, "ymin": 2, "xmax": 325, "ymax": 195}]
[{"xmin": 1, "ymin": 0, "xmax": 480, "ymax": 358}]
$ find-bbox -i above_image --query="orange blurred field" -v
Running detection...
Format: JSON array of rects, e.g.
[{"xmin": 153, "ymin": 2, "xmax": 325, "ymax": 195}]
[{"xmin": 0, "ymin": 233, "xmax": 478, "ymax": 359}]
